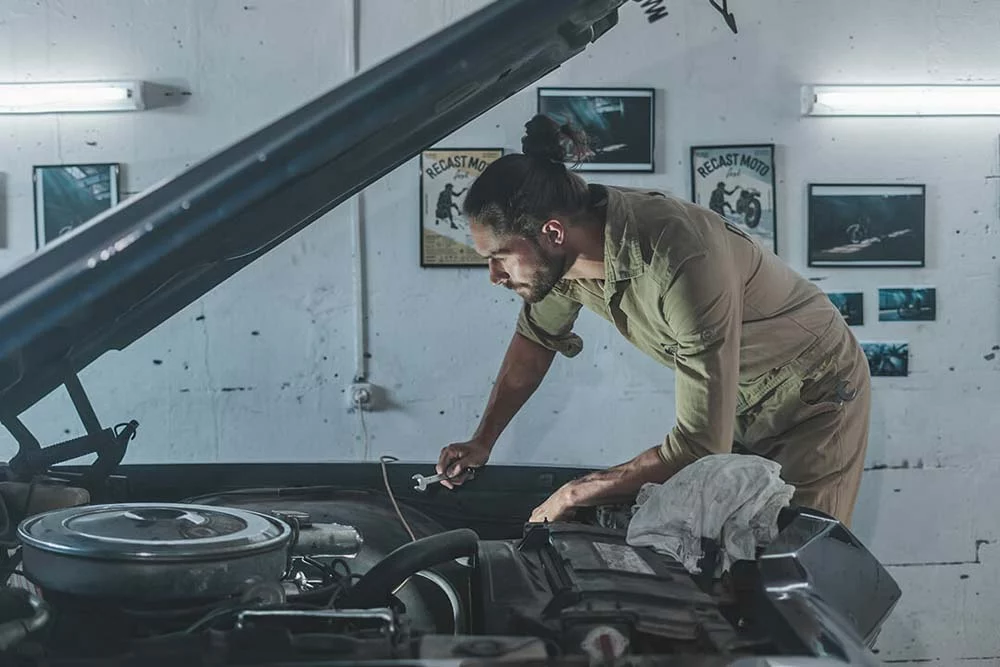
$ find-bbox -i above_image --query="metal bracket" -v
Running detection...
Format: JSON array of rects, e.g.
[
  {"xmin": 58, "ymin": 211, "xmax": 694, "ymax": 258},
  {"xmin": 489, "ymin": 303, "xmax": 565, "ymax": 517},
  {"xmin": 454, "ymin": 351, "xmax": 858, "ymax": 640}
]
[{"xmin": 2, "ymin": 371, "xmax": 137, "ymax": 489}]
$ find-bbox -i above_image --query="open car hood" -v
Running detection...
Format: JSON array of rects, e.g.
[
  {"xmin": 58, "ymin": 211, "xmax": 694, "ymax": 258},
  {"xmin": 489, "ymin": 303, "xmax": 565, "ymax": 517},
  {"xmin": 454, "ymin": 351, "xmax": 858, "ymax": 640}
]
[{"xmin": 0, "ymin": 0, "xmax": 625, "ymax": 421}]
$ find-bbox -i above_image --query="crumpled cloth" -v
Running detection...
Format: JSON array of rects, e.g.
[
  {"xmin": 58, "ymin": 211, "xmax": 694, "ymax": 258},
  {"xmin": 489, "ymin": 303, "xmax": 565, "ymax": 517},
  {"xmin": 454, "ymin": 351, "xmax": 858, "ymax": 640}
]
[{"xmin": 625, "ymin": 454, "xmax": 795, "ymax": 575}]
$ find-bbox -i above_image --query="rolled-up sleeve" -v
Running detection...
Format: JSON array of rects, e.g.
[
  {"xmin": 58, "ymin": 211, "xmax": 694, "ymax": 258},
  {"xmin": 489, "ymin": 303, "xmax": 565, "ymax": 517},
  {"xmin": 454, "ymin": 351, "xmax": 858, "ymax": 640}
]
[
  {"xmin": 657, "ymin": 252, "xmax": 743, "ymax": 475},
  {"xmin": 515, "ymin": 288, "xmax": 584, "ymax": 358}
]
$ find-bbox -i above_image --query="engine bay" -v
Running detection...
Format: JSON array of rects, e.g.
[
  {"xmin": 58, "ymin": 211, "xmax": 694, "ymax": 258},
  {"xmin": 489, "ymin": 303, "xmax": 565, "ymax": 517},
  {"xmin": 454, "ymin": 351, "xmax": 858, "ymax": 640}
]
[{"xmin": 0, "ymin": 477, "xmax": 900, "ymax": 666}]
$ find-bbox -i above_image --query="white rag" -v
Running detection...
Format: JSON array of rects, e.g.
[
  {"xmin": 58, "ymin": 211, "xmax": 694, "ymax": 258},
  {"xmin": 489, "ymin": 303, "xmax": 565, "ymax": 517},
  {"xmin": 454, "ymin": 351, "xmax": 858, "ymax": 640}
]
[{"xmin": 625, "ymin": 454, "xmax": 795, "ymax": 575}]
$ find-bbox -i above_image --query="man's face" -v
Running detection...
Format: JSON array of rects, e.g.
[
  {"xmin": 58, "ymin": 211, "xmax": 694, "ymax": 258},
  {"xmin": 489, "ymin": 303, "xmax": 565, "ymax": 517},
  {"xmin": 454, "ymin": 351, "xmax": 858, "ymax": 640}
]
[{"xmin": 470, "ymin": 222, "xmax": 568, "ymax": 303}]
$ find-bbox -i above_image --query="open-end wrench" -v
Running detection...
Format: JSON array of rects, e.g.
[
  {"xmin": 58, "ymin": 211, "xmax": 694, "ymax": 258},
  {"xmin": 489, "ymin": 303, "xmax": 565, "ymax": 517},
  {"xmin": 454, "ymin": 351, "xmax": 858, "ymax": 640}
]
[
  {"xmin": 412, "ymin": 466, "xmax": 476, "ymax": 492},
  {"xmin": 411, "ymin": 472, "xmax": 447, "ymax": 491}
]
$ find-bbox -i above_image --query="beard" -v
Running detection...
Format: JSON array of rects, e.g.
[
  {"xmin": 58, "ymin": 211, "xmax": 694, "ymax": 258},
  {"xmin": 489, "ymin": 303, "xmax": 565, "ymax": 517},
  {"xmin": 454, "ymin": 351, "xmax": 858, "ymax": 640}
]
[{"xmin": 517, "ymin": 240, "xmax": 568, "ymax": 304}]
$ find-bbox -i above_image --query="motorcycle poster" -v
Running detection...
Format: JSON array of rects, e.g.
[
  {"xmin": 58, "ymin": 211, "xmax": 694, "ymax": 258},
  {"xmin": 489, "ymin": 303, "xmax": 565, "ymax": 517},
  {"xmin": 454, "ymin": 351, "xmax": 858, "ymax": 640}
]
[
  {"xmin": 420, "ymin": 148, "xmax": 503, "ymax": 267},
  {"xmin": 807, "ymin": 184, "xmax": 926, "ymax": 267},
  {"xmin": 690, "ymin": 144, "xmax": 777, "ymax": 254}
]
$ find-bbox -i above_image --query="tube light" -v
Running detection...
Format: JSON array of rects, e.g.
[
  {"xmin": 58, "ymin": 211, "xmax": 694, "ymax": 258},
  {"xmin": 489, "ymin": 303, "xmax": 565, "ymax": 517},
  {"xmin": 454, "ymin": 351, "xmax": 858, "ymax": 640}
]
[
  {"xmin": 802, "ymin": 85, "xmax": 1000, "ymax": 116},
  {"xmin": 0, "ymin": 81, "xmax": 145, "ymax": 114}
]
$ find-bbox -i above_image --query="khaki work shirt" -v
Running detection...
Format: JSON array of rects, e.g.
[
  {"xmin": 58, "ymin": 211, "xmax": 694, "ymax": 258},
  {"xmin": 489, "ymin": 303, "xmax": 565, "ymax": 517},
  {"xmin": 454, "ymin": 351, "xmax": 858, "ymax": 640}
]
[{"xmin": 516, "ymin": 186, "xmax": 846, "ymax": 476}]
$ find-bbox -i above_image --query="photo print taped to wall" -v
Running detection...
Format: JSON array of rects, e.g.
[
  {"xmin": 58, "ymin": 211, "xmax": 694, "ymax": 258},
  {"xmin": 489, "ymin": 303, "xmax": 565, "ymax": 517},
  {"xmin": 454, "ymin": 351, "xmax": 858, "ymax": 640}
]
[
  {"xmin": 878, "ymin": 287, "xmax": 936, "ymax": 322},
  {"xmin": 420, "ymin": 148, "xmax": 503, "ymax": 267},
  {"xmin": 861, "ymin": 341, "xmax": 909, "ymax": 378},
  {"xmin": 825, "ymin": 291, "xmax": 864, "ymax": 326},
  {"xmin": 691, "ymin": 144, "xmax": 777, "ymax": 254}
]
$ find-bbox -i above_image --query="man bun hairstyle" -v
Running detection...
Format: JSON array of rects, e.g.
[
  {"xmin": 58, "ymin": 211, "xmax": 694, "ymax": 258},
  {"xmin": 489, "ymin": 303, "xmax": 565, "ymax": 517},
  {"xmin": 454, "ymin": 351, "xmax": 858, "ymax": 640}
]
[{"xmin": 463, "ymin": 114, "xmax": 592, "ymax": 239}]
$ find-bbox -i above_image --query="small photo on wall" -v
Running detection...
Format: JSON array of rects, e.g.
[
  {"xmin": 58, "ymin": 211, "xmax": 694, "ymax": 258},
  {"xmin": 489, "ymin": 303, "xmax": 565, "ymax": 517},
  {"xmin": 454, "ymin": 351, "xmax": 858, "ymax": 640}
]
[
  {"xmin": 420, "ymin": 148, "xmax": 503, "ymax": 267},
  {"xmin": 825, "ymin": 291, "xmax": 864, "ymax": 326},
  {"xmin": 861, "ymin": 341, "xmax": 909, "ymax": 377},
  {"xmin": 537, "ymin": 87, "xmax": 655, "ymax": 172},
  {"xmin": 878, "ymin": 287, "xmax": 936, "ymax": 322},
  {"xmin": 808, "ymin": 184, "xmax": 925, "ymax": 267},
  {"xmin": 33, "ymin": 163, "xmax": 120, "ymax": 248},
  {"xmin": 691, "ymin": 144, "xmax": 777, "ymax": 254}
]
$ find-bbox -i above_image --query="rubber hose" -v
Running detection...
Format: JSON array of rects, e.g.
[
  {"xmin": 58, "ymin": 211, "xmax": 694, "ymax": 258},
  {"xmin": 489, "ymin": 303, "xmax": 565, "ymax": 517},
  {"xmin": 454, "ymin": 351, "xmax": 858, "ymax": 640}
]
[{"xmin": 336, "ymin": 528, "xmax": 478, "ymax": 609}]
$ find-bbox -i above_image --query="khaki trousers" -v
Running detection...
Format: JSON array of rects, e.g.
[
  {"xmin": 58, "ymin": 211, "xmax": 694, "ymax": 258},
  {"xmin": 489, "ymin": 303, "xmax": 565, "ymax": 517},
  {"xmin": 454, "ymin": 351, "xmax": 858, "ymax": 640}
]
[{"xmin": 735, "ymin": 325, "xmax": 871, "ymax": 527}]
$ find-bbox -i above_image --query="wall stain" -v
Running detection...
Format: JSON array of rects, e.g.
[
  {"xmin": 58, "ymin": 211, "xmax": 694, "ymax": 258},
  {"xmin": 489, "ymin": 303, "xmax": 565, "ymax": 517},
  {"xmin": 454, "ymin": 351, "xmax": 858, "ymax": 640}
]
[
  {"xmin": 887, "ymin": 539, "xmax": 992, "ymax": 568},
  {"xmin": 220, "ymin": 387, "xmax": 252, "ymax": 392},
  {"xmin": 865, "ymin": 458, "xmax": 932, "ymax": 471}
]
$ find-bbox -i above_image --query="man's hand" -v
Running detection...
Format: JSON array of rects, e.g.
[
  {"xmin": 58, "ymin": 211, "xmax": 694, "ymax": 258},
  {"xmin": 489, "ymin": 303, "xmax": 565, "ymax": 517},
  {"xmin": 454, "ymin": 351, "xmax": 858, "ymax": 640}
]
[
  {"xmin": 436, "ymin": 440, "xmax": 491, "ymax": 490},
  {"xmin": 529, "ymin": 484, "xmax": 575, "ymax": 523}
]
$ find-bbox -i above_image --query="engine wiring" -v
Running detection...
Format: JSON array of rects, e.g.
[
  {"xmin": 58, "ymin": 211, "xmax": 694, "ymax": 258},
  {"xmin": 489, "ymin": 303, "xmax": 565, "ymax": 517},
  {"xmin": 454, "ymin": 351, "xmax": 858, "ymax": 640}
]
[{"xmin": 378, "ymin": 455, "xmax": 416, "ymax": 543}]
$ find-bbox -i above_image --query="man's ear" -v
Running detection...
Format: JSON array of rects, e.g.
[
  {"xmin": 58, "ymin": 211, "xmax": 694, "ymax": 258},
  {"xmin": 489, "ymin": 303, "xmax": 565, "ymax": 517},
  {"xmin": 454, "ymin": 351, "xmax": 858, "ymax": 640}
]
[{"xmin": 539, "ymin": 219, "xmax": 566, "ymax": 247}]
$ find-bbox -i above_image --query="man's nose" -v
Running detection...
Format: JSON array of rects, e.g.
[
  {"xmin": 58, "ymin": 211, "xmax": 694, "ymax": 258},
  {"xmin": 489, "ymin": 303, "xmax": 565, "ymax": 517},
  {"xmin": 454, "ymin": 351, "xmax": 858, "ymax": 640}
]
[{"xmin": 488, "ymin": 259, "xmax": 507, "ymax": 285}]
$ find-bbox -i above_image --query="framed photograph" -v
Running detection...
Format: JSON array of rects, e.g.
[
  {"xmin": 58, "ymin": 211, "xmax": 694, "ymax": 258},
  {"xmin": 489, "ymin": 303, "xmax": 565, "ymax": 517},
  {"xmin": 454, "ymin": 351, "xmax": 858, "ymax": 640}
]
[
  {"xmin": 33, "ymin": 163, "xmax": 120, "ymax": 248},
  {"xmin": 878, "ymin": 287, "xmax": 936, "ymax": 322},
  {"xmin": 861, "ymin": 341, "xmax": 909, "ymax": 377},
  {"xmin": 537, "ymin": 87, "xmax": 655, "ymax": 172},
  {"xmin": 691, "ymin": 144, "xmax": 777, "ymax": 254},
  {"xmin": 825, "ymin": 291, "xmax": 864, "ymax": 326},
  {"xmin": 807, "ymin": 184, "xmax": 926, "ymax": 267},
  {"xmin": 420, "ymin": 148, "xmax": 503, "ymax": 267}
]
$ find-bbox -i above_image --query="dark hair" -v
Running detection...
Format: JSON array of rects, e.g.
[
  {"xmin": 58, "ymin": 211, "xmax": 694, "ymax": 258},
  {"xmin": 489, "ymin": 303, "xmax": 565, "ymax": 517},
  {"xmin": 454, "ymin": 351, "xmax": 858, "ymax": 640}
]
[{"xmin": 462, "ymin": 115, "xmax": 593, "ymax": 238}]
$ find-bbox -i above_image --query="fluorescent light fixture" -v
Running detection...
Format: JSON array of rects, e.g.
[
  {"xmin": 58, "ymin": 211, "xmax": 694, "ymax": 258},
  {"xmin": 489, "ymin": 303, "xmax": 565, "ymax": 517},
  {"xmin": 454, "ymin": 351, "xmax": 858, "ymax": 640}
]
[
  {"xmin": 0, "ymin": 80, "xmax": 145, "ymax": 114},
  {"xmin": 802, "ymin": 84, "xmax": 1000, "ymax": 116}
]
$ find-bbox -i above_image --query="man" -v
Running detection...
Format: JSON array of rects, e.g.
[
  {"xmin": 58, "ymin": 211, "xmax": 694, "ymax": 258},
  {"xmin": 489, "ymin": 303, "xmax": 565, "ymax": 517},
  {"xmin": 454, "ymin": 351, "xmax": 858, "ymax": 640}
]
[
  {"xmin": 708, "ymin": 181, "xmax": 738, "ymax": 218},
  {"xmin": 436, "ymin": 116, "xmax": 870, "ymax": 526}
]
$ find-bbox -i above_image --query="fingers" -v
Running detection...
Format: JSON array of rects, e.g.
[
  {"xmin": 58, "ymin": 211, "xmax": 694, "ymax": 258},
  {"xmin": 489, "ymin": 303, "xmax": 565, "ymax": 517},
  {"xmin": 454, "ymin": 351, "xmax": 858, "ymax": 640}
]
[
  {"xmin": 435, "ymin": 447, "xmax": 452, "ymax": 476},
  {"xmin": 442, "ymin": 458, "xmax": 468, "ymax": 490},
  {"xmin": 437, "ymin": 446, "xmax": 465, "ymax": 490},
  {"xmin": 437, "ymin": 442, "xmax": 486, "ymax": 491}
]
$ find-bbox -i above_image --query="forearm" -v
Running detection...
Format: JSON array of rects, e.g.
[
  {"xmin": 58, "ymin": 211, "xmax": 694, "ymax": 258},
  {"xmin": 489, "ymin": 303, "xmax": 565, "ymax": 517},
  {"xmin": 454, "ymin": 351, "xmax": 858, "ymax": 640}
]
[
  {"xmin": 472, "ymin": 332, "xmax": 556, "ymax": 449},
  {"xmin": 564, "ymin": 446, "xmax": 673, "ymax": 508}
]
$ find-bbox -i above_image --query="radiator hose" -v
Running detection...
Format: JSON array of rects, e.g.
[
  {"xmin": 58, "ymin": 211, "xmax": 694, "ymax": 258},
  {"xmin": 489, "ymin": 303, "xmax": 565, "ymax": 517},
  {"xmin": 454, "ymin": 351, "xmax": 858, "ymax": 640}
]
[{"xmin": 336, "ymin": 528, "xmax": 478, "ymax": 609}]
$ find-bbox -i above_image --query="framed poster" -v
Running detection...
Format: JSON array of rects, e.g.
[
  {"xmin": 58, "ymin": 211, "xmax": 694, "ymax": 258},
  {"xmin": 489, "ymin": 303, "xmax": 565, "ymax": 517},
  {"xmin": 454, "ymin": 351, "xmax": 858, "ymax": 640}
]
[
  {"xmin": 861, "ymin": 341, "xmax": 909, "ymax": 377},
  {"xmin": 807, "ymin": 184, "xmax": 926, "ymax": 267},
  {"xmin": 33, "ymin": 163, "xmax": 120, "ymax": 248},
  {"xmin": 878, "ymin": 286, "xmax": 936, "ymax": 322},
  {"xmin": 825, "ymin": 291, "xmax": 864, "ymax": 326},
  {"xmin": 537, "ymin": 87, "xmax": 655, "ymax": 172},
  {"xmin": 690, "ymin": 144, "xmax": 777, "ymax": 254},
  {"xmin": 420, "ymin": 148, "xmax": 503, "ymax": 267}
]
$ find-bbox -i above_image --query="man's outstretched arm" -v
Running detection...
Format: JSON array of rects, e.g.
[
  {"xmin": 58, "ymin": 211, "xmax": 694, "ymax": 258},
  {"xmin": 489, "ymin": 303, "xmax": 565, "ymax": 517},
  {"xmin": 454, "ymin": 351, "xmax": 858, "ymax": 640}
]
[{"xmin": 529, "ymin": 446, "xmax": 675, "ymax": 522}]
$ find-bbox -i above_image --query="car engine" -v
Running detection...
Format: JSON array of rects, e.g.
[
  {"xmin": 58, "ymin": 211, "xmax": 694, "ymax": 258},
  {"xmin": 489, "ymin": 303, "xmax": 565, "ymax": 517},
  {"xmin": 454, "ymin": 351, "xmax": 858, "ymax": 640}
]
[{"xmin": 0, "ymin": 485, "xmax": 898, "ymax": 666}]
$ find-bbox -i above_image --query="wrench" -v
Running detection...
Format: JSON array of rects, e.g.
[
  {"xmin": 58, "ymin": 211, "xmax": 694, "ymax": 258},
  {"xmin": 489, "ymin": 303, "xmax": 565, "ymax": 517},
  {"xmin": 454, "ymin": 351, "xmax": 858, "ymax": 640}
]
[{"xmin": 412, "ymin": 466, "xmax": 476, "ymax": 492}]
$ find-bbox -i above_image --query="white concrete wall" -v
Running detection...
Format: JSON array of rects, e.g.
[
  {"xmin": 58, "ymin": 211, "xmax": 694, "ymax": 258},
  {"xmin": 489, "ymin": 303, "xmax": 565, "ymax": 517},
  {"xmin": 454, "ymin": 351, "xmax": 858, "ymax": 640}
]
[{"xmin": 0, "ymin": 0, "xmax": 997, "ymax": 663}]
